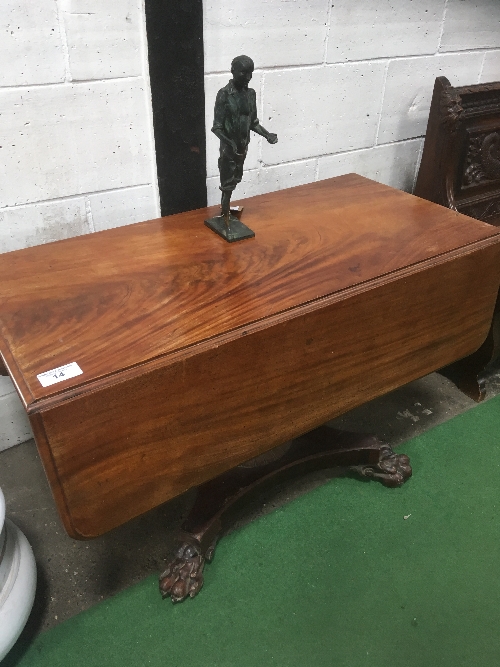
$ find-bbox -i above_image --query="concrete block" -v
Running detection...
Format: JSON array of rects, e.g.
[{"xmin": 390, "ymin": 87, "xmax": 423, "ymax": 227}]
[
  {"xmin": 378, "ymin": 53, "xmax": 483, "ymax": 144},
  {"xmin": 0, "ymin": 79, "xmax": 154, "ymax": 208},
  {"xmin": 0, "ymin": 378, "xmax": 33, "ymax": 453},
  {"xmin": 261, "ymin": 63, "xmax": 386, "ymax": 166},
  {"xmin": 88, "ymin": 185, "xmax": 158, "ymax": 232},
  {"xmin": 480, "ymin": 51, "xmax": 500, "ymax": 84},
  {"xmin": 317, "ymin": 139, "xmax": 423, "ymax": 194},
  {"xmin": 205, "ymin": 73, "xmax": 263, "ymax": 179},
  {"xmin": 0, "ymin": 1, "xmax": 65, "ymax": 87},
  {"xmin": 0, "ymin": 197, "xmax": 89, "ymax": 254},
  {"xmin": 61, "ymin": 0, "xmax": 143, "ymax": 81},
  {"xmin": 207, "ymin": 159, "xmax": 317, "ymax": 206},
  {"xmin": 327, "ymin": 0, "xmax": 445, "ymax": 63},
  {"xmin": 203, "ymin": 0, "xmax": 327, "ymax": 73},
  {"xmin": 440, "ymin": 0, "xmax": 500, "ymax": 52}
]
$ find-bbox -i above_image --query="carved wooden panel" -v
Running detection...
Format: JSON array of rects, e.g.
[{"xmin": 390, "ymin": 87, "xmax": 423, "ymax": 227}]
[
  {"xmin": 415, "ymin": 77, "xmax": 500, "ymax": 227},
  {"xmin": 463, "ymin": 131, "xmax": 500, "ymax": 189}
]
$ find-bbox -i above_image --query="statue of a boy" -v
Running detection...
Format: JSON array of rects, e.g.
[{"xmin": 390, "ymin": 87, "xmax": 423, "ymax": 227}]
[{"xmin": 205, "ymin": 55, "xmax": 278, "ymax": 241}]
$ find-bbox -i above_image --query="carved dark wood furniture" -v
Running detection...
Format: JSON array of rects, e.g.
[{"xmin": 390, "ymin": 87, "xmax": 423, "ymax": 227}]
[
  {"xmin": 1, "ymin": 174, "xmax": 500, "ymax": 601},
  {"xmin": 415, "ymin": 77, "xmax": 500, "ymax": 399}
]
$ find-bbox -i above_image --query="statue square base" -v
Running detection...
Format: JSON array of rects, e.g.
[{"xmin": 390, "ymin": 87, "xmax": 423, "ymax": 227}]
[{"xmin": 204, "ymin": 215, "xmax": 255, "ymax": 242}]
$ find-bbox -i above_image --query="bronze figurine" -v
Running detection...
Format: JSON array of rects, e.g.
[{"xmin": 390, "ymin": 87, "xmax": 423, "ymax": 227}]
[{"xmin": 205, "ymin": 55, "xmax": 278, "ymax": 242}]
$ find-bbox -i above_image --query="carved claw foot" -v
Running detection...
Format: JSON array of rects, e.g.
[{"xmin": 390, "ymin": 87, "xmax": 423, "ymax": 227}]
[
  {"xmin": 159, "ymin": 542, "xmax": 206, "ymax": 603},
  {"xmin": 350, "ymin": 444, "xmax": 412, "ymax": 487}
]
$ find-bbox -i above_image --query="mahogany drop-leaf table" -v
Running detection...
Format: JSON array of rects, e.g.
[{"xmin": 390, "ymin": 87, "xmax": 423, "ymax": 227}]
[{"xmin": 1, "ymin": 174, "xmax": 499, "ymax": 602}]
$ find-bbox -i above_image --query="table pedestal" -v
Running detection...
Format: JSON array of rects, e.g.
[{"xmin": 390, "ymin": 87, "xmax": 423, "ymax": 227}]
[{"xmin": 159, "ymin": 427, "xmax": 411, "ymax": 602}]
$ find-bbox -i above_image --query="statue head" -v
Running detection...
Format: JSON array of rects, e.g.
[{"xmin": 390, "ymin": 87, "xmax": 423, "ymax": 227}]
[{"xmin": 231, "ymin": 55, "xmax": 254, "ymax": 89}]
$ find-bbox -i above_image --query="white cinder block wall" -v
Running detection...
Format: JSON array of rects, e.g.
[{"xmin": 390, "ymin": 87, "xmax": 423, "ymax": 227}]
[
  {"xmin": 204, "ymin": 0, "xmax": 500, "ymax": 204},
  {"xmin": 0, "ymin": 0, "xmax": 159, "ymax": 451},
  {"xmin": 1, "ymin": 0, "xmax": 500, "ymax": 451},
  {"xmin": 0, "ymin": 0, "xmax": 159, "ymax": 253}
]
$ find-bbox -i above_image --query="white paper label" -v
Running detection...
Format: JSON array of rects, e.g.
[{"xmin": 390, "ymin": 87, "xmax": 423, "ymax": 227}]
[{"xmin": 37, "ymin": 362, "xmax": 83, "ymax": 387}]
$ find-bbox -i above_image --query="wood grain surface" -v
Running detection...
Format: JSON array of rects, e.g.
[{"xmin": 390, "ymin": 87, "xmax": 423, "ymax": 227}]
[
  {"xmin": 2, "ymin": 174, "xmax": 500, "ymax": 538},
  {"xmin": 1, "ymin": 174, "xmax": 499, "ymax": 410},
  {"xmin": 35, "ymin": 244, "xmax": 500, "ymax": 538}
]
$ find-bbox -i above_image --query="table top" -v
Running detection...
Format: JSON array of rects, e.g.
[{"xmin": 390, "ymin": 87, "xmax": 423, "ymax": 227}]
[{"xmin": 1, "ymin": 174, "xmax": 499, "ymax": 412}]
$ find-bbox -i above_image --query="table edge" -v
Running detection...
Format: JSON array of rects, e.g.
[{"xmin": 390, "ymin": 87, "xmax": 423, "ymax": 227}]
[{"xmin": 5, "ymin": 233, "xmax": 498, "ymax": 415}]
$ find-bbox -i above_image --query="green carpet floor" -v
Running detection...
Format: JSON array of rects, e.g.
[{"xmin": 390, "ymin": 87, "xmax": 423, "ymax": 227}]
[{"xmin": 6, "ymin": 396, "xmax": 500, "ymax": 667}]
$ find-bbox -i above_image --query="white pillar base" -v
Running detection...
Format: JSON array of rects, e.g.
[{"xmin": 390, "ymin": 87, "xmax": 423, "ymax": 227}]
[{"xmin": 0, "ymin": 488, "xmax": 37, "ymax": 662}]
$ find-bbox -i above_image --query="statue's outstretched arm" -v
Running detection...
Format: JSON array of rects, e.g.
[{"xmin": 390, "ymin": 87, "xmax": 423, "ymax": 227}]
[
  {"xmin": 250, "ymin": 104, "xmax": 278, "ymax": 143},
  {"xmin": 251, "ymin": 122, "xmax": 278, "ymax": 143}
]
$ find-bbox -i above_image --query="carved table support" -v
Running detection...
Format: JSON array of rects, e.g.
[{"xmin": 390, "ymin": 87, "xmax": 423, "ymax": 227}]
[
  {"xmin": 439, "ymin": 293, "xmax": 500, "ymax": 402},
  {"xmin": 159, "ymin": 427, "xmax": 411, "ymax": 602},
  {"xmin": 439, "ymin": 328, "xmax": 493, "ymax": 401}
]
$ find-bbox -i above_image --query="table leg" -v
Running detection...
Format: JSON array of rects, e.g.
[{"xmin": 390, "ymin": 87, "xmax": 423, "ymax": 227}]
[{"xmin": 159, "ymin": 427, "xmax": 411, "ymax": 602}]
